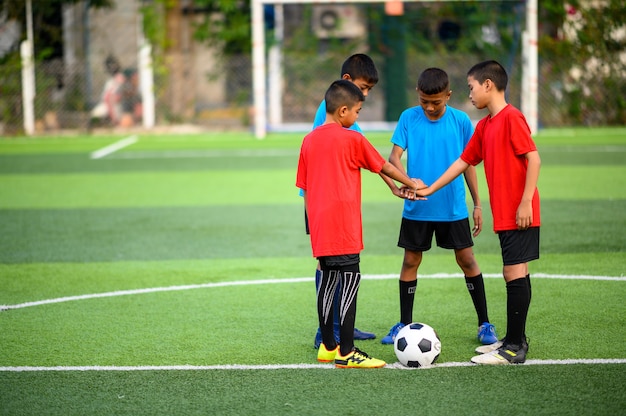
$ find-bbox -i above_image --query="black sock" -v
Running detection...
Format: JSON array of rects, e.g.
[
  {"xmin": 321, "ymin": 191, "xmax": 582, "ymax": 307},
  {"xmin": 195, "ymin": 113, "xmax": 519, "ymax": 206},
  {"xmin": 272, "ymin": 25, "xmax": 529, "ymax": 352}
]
[
  {"xmin": 317, "ymin": 269, "xmax": 338, "ymax": 350},
  {"xmin": 399, "ymin": 280, "xmax": 417, "ymax": 324},
  {"xmin": 505, "ymin": 278, "xmax": 531, "ymax": 346},
  {"xmin": 465, "ymin": 273, "xmax": 489, "ymax": 326},
  {"xmin": 526, "ymin": 273, "xmax": 532, "ymax": 302}
]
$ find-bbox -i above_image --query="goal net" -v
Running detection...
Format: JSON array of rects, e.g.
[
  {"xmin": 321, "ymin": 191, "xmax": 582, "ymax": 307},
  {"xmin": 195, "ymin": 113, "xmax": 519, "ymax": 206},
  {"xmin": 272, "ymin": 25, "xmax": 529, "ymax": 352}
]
[{"xmin": 251, "ymin": 0, "xmax": 537, "ymax": 138}]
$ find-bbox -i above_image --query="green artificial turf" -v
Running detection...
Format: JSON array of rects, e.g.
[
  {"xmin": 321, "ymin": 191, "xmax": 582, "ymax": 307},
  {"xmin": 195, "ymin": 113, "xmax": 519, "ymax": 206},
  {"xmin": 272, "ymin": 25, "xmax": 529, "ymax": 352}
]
[{"xmin": 0, "ymin": 127, "xmax": 625, "ymax": 415}]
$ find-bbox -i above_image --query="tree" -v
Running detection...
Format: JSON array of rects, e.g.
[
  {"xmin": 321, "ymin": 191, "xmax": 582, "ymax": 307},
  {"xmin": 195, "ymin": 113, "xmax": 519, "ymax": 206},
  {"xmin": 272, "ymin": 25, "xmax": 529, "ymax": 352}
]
[
  {"xmin": 539, "ymin": 0, "xmax": 626, "ymax": 125},
  {"xmin": 0, "ymin": 0, "xmax": 113, "ymax": 60},
  {"xmin": 188, "ymin": 0, "xmax": 251, "ymax": 55}
]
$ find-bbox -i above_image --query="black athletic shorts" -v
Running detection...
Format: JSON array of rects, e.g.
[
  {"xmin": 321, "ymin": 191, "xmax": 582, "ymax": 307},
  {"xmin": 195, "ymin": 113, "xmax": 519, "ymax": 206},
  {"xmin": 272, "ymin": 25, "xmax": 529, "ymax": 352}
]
[
  {"xmin": 318, "ymin": 254, "xmax": 360, "ymax": 267},
  {"xmin": 397, "ymin": 217, "xmax": 474, "ymax": 251},
  {"xmin": 498, "ymin": 227, "xmax": 540, "ymax": 266},
  {"xmin": 304, "ymin": 208, "xmax": 310, "ymax": 235}
]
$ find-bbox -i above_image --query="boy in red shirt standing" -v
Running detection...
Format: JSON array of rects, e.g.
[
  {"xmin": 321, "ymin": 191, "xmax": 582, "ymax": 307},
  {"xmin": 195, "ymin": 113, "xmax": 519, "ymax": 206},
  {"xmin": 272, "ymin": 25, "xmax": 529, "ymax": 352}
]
[
  {"xmin": 417, "ymin": 60, "xmax": 541, "ymax": 365},
  {"xmin": 297, "ymin": 79, "xmax": 424, "ymax": 368}
]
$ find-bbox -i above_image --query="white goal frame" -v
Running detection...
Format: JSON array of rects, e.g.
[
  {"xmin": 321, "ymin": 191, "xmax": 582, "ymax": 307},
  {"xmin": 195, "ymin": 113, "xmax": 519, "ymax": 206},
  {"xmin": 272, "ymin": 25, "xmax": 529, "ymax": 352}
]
[{"xmin": 251, "ymin": 0, "xmax": 538, "ymax": 139}]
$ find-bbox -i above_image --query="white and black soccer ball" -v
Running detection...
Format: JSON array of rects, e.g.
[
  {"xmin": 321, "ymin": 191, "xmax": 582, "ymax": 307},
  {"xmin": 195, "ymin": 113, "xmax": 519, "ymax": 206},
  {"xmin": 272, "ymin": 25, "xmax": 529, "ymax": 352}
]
[{"xmin": 394, "ymin": 322, "xmax": 441, "ymax": 368}]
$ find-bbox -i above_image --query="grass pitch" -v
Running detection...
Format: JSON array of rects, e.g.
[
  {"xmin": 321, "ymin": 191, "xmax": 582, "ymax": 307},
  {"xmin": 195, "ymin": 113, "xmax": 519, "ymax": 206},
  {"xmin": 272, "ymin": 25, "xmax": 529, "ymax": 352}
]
[{"xmin": 0, "ymin": 127, "xmax": 625, "ymax": 415}]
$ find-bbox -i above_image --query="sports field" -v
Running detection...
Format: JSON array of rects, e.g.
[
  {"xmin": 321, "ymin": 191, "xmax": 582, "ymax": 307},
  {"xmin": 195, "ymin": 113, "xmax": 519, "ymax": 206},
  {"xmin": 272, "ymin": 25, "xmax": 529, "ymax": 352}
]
[{"xmin": 1, "ymin": 127, "xmax": 625, "ymax": 415}]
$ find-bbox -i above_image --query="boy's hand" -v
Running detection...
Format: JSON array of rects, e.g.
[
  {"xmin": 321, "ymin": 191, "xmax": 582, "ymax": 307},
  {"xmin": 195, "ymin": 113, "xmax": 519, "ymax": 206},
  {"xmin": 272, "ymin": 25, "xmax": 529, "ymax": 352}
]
[
  {"xmin": 390, "ymin": 185, "xmax": 405, "ymax": 199},
  {"xmin": 412, "ymin": 178, "xmax": 427, "ymax": 190},
  {"xmin": 399, "ymin": 179, "xmax": 427, "ymax": 200},
  {"xmin": 399, "ymin": 186, "xmax": 425, "ymax": 200},
  {"xmin": 472, "ymin": 206, "xmax": 483, "ymax": 237},
  {"xmin": 516, "ymin": 200, "xmax": 533, "ymax": 230}
]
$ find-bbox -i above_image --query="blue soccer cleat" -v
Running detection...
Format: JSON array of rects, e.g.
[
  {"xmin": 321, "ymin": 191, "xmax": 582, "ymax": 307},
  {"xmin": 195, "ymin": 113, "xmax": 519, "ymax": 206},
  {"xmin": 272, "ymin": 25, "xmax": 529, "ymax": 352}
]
[
  {"xmin": 477, "ymin": 322, "xmax": 499, "ymax": 345},
  {"xmin": 354, "ymin": 327, "xmax": 376, "ymax": 340},
  {"xmin": 381, "ymin": 322, "xmax": 405, "ymax": 345},
  {"xmin": 314, "ymin": 327, "xmax": 375, "ymax": 348}
]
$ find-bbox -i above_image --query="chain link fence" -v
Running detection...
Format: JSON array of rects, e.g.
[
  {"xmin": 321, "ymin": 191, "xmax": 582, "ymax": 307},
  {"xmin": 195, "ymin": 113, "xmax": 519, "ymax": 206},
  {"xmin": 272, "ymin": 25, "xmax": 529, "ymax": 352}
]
[{"xmin": 0, "ymin": 4, "xmax": 622, "ymax": 135}]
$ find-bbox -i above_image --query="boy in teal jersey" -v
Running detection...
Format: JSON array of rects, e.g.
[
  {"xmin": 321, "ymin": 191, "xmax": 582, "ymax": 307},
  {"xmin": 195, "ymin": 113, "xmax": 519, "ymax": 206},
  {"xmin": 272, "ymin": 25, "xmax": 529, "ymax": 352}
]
[{"xmin": 381, "ymin": 68, "xmax": 498, "ymax": 346}]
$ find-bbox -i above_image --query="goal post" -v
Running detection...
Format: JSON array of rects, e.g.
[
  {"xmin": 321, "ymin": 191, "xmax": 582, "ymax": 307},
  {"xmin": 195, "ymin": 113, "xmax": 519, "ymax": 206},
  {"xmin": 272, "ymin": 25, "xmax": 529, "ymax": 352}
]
[{"xmin": 251, "ymin": 0, "xmax": 538, "ymax": 139}]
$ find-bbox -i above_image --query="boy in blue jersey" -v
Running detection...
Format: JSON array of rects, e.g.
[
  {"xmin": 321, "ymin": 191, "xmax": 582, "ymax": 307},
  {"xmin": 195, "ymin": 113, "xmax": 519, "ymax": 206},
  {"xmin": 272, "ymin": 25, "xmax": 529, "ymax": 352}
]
[
  {"xmin": 381, "ymin": 68, "xmax": 499, "ymax": 346},
  {"xmin": 309, "ymin": 54, "xmax": 402, "ymax": 349}
]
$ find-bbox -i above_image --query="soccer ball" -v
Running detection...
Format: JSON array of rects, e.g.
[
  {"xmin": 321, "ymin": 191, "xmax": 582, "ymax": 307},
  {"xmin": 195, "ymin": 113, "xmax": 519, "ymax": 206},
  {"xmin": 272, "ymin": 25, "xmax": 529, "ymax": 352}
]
[{"xmin": 394, "ymin": 322, "xmax": 441, "ymax": 368}]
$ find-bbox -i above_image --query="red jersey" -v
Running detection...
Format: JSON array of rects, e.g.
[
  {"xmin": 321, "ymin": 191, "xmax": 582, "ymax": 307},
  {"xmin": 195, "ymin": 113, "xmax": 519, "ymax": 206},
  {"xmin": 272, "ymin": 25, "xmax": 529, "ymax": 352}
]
[
  {"xmin": 296, "ymin": 123, "xmax": 386, "ymax": 257},
  {"xmin": 461, "ymin": 104, "xmax": 540, "ymax": 232}
]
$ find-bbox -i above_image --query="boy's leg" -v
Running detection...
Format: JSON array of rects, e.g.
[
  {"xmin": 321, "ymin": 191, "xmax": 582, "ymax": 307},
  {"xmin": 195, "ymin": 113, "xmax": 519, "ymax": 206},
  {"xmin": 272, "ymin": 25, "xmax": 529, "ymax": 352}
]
[
  {"xmin": 499, "ymin": 228, "xmax": 538, "ymax": 348},
  {"xmin": 447, "ymin": 220, "xmax": 498, "ymax": 344},
  {"xmin": 316, "ymin": 263, "xmax": 340, "ymax": 350},
  {"xmin": 503, "ymin": 267, "xmax": 531, "ymax": 347},
  {"xmin": 334, "ymin": 285, "xmax": 375, "ymax": 341},
  {"xmin": 315, "ymin": 267, "xmax": 374, "ymax": 349},
  {"xmin": 336, "ymin": 262, "xmax": 361, "ymax": 355},
  {"xmin": 380, "ymin": 249, "xmax": 422, "ymax": 345},
  {"xmin": 313, "ymin": 267, "xmax": 324, "ymax": 348},
  {"xmin": 455, "ymin": 247, "xmax": 489, "ymax": 325},
  {"xmin": 333, "ymin": 260, "xmax": 386, "ymax": 368},
  {"xmin": 381, "ymin": 249, "xmax": 420, "ymax": 344},
  {"xmin": 472, "ymin": 229, "xmax": 538, "ymax": 364},
  {"xmin": 399, "ymin": 250, "xmax": 420, "ymax": 324},
  {"xmin": 383, "ymin": 218, "xmax": 431, "ymax": 344}
]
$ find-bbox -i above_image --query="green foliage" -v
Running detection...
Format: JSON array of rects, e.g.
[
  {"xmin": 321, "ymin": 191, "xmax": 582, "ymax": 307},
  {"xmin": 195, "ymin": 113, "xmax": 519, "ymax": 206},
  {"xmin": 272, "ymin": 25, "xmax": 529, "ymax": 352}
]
[
  {"xmin": 191, "ymin": 0, "xmax": 251, "ymax": 55},
  {"xmin": 539, "ymin": 0, "xmax": 626, "ymax": 125},
  {"xmin": 0, "ymin": 52, "xmax": 21, "ymax": 128}
]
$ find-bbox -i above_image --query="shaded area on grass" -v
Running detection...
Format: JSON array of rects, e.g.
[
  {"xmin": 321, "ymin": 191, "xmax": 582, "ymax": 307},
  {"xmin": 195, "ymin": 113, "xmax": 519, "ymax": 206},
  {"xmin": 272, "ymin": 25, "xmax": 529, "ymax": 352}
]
[{"xmin": 0, "ymin": 200, "xmax": 624, "ymax": 263}]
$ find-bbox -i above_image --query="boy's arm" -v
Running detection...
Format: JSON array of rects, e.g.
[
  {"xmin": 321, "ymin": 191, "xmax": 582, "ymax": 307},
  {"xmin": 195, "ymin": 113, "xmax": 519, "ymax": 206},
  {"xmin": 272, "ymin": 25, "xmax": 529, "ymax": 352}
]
[
  {"xmin": 388, "ymin": 144, "xmax": 407, "ymax": 174},
  {"xmin": 516, "ymin": 150, "xmax": 541, "ymax": 229},
  {"xmin": 379, "ymin": 145, "xmax": 408, "ymax": 198},
  {"xmin": 380, "ymin": 161, "xmax": 425, "ymax": 199},
  {"xmin": 418, "ymin": 158, "xmax": 470, "ymax": 196},
  {"xmin": 463, "ymin": 165, "xmax": 483, "ymax": 237},
  {"xmin": 379, "ymin": 172, "xmax": 403, "ymax": 198}
]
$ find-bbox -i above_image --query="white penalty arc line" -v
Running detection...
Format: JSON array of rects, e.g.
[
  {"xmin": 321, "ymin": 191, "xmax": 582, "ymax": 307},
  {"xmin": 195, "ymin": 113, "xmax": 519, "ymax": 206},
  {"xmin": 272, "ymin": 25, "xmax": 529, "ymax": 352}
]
[
  {"xmin": 1, "ymin": 273, "xmax": 624, "ymax": 312},
  {"xmin": 1, "ymin": 358, "xmax": 625, "ymax": 372},
  {"xmin": 90, "ymin": 135, "xmax": 138, "ymax": 159}
]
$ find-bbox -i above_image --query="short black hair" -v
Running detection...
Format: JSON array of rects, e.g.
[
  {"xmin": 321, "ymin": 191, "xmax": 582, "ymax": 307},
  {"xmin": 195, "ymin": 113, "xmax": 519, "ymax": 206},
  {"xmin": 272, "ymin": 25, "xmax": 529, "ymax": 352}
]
[
  {"xmin": 341, "ymin": 54, "xmax": 379, "ymax": 85},
  {"xmin": 467, "ymin": 60, "xmax": 508, "ymax": 91},
  {"xmin": 417, "ymin": 68, "xmax": 450, "ymax": 95},
  {"xmin": 325, "ymin": 79, "xmax": 365, "ymax": 114}
]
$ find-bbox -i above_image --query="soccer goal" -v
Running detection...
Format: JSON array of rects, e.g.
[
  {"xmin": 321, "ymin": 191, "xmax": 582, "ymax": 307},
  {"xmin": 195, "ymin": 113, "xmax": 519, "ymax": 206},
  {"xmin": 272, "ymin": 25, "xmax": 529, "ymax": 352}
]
[{"xmin": 250, "ymin": 0, "xmax": 537, "ymax": 139}]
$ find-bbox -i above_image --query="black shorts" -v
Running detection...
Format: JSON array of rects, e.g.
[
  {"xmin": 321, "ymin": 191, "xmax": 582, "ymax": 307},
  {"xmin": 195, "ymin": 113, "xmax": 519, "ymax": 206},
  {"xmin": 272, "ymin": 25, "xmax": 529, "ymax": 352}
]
[
  {"xmin": 304, "ymin": 208, "xmax": 310, "ymax": 235},
  {"xmin": 498, "ymin": 227, "xmax": 540, "ymax": 266},
  {"xmin": 398, "ymin": 218, "xmax": 474, "ymax": 251},
  {"xmin": 318, "ymin": 254, "xmax": 360, "ymax": 267}
]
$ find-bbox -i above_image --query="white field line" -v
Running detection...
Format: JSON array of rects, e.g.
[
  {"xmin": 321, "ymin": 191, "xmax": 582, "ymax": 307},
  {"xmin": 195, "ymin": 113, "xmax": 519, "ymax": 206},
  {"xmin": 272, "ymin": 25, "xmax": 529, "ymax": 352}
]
[
  {"xmin": 1, "ymin": 358, "xmax": 625, "ymax": 372},
  {"xmin": 1, "ymin": 273, "xmax": 624, "ymax": 312},
  {"xmin": 89, "ymin": 135, "xmax": 138, "ymax": 159},
  {"xmin": 101, "ymin": 145, "xmax": 626, "ymax": 160},
  {"xmin": 106, "ymin": 148, "xmax": 299, "ymax": 159}
]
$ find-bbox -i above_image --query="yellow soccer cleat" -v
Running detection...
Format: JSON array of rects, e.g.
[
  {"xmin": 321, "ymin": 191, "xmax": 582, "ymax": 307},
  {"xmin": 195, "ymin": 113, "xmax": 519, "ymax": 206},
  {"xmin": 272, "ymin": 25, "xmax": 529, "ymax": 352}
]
[
  {"xmin": 334, "ymin": 348, "xmax": 386, "ymax": 368},
  {"xmin": 317, "ymin": 344, "xmax": 339, "ymax": 363}
]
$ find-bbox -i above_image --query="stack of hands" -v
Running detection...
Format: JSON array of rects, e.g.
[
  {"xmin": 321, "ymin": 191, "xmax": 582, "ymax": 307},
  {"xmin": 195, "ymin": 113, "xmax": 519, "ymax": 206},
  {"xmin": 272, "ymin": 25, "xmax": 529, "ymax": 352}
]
[{"xmin": 399, "ymin": 178, "xmax": 429, "ymax": 200}]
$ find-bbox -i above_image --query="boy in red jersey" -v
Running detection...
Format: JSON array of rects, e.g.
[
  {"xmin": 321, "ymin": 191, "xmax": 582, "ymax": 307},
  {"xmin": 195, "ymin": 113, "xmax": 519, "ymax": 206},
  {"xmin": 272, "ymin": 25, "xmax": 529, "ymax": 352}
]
[
  {"xmin": 416, "ymin": 60, "xmax": 541, "ymax": 365},
  {"xmin": 297, "ymin": 79, "xmax": 424, "ymax": 368}
]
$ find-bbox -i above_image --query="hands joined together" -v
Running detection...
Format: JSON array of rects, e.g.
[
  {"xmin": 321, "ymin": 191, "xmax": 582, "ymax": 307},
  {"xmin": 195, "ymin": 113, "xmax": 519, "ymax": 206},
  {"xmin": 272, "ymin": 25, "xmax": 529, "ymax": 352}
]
[{"xmin": 398, "ymin": 178, "xmax": 429, "ymax": 200}]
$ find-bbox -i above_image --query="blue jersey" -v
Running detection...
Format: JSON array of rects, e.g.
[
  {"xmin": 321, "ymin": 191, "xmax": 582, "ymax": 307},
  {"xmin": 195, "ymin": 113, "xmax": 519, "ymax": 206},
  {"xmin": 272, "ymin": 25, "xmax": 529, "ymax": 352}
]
[
  {"xmin": 313, "ymin": 99, "xmax": 362, "ymax": 133},
  {"xmin": 391, "ymin": 106, "xmax": 474, "ymax": 221}
]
